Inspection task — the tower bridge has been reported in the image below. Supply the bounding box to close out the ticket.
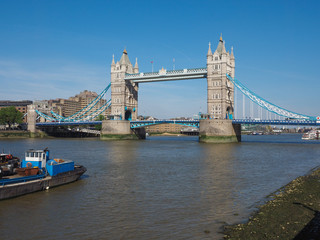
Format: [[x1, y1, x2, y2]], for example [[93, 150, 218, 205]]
[[29, 36, 319, 142]]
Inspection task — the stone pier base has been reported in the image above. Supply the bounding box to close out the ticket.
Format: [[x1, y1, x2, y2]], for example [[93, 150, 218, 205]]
[[100, 120, 146, 140], [199, 119, 241, 143], [27, 105, 37, 134]]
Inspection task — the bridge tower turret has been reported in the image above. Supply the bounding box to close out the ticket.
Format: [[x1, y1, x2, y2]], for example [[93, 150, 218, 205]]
[[110, 49, 139, 120], [206, 36, 235, 119]]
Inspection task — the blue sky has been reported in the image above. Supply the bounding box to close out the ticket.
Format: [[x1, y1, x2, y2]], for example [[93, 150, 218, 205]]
[[0, 0, 319, 119]]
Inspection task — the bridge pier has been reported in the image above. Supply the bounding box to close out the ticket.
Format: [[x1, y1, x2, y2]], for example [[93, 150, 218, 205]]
[[27, 105, 37, 137], [199, 119, 241, 143], [100, 120, 146, 140]]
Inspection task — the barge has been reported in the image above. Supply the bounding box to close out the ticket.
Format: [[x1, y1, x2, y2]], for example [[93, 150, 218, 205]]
[[0, 149, 86, 200]]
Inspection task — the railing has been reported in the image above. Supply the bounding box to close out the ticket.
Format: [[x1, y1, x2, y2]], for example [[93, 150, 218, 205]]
[[130, 119, 200, 128], [35, 118, 320, 129], [125, 67, 207, 80], [232, 119, 320, 126], [36, 121, 102, 127], [0, 173, 47, 186]]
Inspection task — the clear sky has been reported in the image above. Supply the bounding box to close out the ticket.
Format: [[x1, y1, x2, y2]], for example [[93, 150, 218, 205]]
[[0, 0, 319, 119]]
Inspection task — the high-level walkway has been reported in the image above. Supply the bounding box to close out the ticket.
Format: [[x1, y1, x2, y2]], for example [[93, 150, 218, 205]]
[[125, 68, 207, 83]]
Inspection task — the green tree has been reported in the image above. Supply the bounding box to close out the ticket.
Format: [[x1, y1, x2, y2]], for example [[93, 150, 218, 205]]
[[95, 114, 105, 130], [95, 114, 105, 121], [0, 106, 23, 128]]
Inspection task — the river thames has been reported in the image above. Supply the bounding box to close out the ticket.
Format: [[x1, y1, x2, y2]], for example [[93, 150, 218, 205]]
[[0, 134, 319, 239]]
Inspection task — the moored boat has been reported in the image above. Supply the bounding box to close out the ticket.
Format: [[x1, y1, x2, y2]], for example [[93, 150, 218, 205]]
[[302, 129, 320, 140], [0, 149, 86, 200], [0, 152, 20, 177]]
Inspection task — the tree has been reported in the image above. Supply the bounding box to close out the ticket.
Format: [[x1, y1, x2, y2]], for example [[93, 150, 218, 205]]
[[0, 106, 23, 129], [95, 114, 105, 130], [95, 114, 105, 121]]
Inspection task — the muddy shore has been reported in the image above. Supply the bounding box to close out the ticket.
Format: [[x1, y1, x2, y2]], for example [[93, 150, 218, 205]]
[[224, 167, 320, 239]]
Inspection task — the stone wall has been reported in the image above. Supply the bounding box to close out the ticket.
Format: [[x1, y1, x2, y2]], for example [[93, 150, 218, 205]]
[[101, 120, 145, 140], [199, 119, 241, 143]]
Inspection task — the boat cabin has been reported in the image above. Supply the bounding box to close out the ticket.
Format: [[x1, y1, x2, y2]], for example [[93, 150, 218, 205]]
[[21, 149, 50, 168]]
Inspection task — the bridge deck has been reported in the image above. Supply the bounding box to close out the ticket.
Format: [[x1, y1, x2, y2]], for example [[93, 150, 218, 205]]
[[36, 119, 320, 128]]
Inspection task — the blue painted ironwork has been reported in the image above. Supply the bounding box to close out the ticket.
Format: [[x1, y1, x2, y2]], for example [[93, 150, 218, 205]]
[[35, 83, 111, 122], [130, 120, 200, 129], [130, 119, 320, 129], [35, 110, 56, 121], [52, 83, 111, 121], [36, 121, 102, 127], [226, 74, 316, 121], [232, 119, 320, 126], [36, 118, 320, 128], [80, 100, 111, 121], [125, 67, 207, 83]]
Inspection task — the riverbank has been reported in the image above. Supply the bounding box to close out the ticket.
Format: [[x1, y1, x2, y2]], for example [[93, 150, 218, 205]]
[[224, 167, 320, 240], [0, 130, 48, 138], [148, 132, 181, 136]]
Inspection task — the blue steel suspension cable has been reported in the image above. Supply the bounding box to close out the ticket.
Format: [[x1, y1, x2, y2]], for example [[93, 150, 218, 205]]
[[49, 83, 111, 121], [79, 100, 111, 121], [35, 110, 57, 121], [64, 83, 111, 121], [226, 74, 316, 120], [70, 84, 111, 120], [77, 99, 111, 121]]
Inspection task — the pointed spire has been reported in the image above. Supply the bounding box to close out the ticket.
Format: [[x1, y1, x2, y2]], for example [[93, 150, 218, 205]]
[[230, 46, 234, 59], [120, 48, 131, 66], [134, 58, 139, 69], [222, 40, 227, 54], [215, 35, 227, 55], [133, 57, 139, 73], [111, 54, 115, 65], [207, 42, 212, 55]]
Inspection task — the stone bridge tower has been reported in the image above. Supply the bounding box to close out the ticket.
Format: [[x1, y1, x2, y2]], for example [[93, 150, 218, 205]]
[[206, 36, 235, 119], [110, 49, 139, 120]]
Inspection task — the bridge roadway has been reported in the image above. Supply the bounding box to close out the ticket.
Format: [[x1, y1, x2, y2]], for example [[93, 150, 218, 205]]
[[36, 119, 320, 128]]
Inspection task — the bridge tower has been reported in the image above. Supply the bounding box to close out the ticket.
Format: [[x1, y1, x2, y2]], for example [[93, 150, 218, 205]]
[[206, 36, 235, 119], [101, 50, 145, 140], [199, 36, 240, 143], [110, 49, 139, 120]]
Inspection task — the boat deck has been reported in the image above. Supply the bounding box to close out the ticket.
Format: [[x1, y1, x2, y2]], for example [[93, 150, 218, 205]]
[[0, 173, 49, 187]]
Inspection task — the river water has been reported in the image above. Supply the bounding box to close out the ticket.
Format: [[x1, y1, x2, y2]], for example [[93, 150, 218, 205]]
[[0, 134, 320, 240]]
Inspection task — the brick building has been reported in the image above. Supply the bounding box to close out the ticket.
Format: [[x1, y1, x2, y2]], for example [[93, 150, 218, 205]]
[[0, 100, 33, 122]]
